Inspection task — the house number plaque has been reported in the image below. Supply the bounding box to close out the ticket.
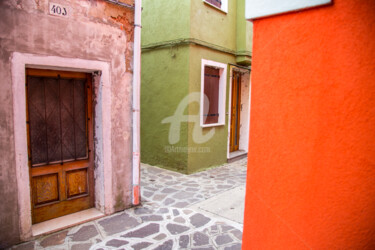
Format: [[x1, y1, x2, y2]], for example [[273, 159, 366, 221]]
[[49, 3, 69, 17]]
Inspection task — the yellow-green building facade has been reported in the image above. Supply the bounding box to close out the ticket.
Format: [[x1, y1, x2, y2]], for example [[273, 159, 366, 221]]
[[141, 0, 252, 173]]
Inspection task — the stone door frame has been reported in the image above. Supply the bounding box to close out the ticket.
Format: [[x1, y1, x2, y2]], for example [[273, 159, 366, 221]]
[[11, 52, 114, 240]]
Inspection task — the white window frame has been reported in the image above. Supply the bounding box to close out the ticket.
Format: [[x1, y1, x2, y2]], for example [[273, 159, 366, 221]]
[[200, 59, 227, 128], [203, 0, 228, 13]]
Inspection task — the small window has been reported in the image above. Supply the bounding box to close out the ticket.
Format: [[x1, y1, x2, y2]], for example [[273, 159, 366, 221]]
[[206, 0, 221, 8], [201, 59, 227, 127], [203, 0, 228, 13]]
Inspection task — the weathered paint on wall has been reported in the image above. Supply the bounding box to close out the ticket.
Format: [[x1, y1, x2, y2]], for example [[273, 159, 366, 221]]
[[0, 0, 134, 247], [243, 0, 375, 249], [0, 38, 19, 247]]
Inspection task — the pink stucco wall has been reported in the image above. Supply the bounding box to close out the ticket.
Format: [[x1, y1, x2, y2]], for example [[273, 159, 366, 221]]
[[0, 0, 135, 247]]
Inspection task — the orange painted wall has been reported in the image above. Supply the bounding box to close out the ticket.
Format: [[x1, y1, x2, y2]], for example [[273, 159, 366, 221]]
[[242, 0, 375, 249]]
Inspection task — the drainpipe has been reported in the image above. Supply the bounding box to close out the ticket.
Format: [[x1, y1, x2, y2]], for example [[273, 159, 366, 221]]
[[132, 0, 141, 206]]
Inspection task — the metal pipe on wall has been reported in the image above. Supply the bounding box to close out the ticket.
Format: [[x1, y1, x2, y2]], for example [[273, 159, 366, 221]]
[[132, 0, 141, 205]]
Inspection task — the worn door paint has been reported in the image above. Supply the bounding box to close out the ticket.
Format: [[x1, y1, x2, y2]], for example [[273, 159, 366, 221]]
[[230, 71, 241, 152], [26, 69, 94, 224]]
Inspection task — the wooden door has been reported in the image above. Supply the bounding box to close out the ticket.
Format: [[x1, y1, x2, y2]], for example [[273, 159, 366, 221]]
[[230, 71, 241, 152], [26, 69, 94, 224]]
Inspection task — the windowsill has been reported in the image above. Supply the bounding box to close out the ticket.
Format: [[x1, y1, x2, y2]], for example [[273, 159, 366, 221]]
[[203, 1, 228, 14], [201, 122, 225, 128], [32, 208, 104, 237]]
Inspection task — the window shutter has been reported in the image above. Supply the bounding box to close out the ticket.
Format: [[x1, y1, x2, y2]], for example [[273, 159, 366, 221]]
[[203, 66, 220, 124], [206, 0, 222, 8]]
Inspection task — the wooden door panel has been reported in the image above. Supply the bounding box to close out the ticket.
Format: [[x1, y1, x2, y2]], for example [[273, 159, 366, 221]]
[[27, 75, 88, 166], [26, 69, 94, 224], [230, 72, 241, 152], [66, 168, 88, 198], [27, 77, 49, 165], [44, 78, 62, 163], [60, 78, 88, 161], [72, 79, 88, 159], [235, 75, 241, 150], [30, 160, 88, 175], [32, 196, 91, 224], [32, 173, 60, 206]]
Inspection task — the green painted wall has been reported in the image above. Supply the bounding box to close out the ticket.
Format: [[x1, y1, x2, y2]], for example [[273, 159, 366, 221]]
[[141, 0, 191, 46], [187, 1, 240, 173], [141, 0, 252, 173], [187, 46, 236, 173], [190, 0, 237, 51], [141, 47, 190, 173], [236, 0, 253, 65], [141, 0, 192, 172]]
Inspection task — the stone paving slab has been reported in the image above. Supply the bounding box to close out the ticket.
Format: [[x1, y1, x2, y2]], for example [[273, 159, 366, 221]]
[[190, 186, 246, 224], [10, 159, 247, 250]]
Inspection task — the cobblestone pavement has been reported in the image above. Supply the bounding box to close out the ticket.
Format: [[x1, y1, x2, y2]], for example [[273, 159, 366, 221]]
[[141, 159, 247, 208], [11, 159, 247, 250]]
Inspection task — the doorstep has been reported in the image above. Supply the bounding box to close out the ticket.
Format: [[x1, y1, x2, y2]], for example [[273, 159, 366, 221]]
[[32, 208, 105, 237], [228, 150, 247, 163]]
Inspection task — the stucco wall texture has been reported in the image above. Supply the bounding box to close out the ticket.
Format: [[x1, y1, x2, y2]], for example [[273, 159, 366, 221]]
[[0, 0, 134, 247], [243, 0, 375, 249], [141, 47, 190, 172], [141, 0, 252, 174]]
